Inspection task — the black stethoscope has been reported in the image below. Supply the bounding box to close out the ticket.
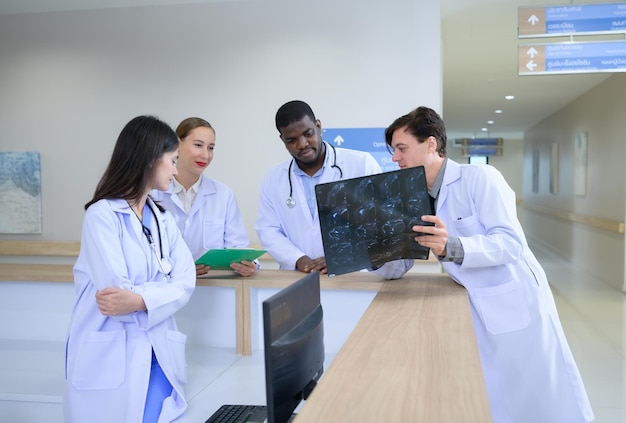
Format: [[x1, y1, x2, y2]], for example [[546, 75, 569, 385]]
[[136, 202, 172, 279], [286, 142, 343, 208]]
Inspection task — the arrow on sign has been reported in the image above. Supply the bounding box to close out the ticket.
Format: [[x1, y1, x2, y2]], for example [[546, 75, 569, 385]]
[[333, 135, 345, 146], [528, 14, 540, 26], [526, 61, 537, 71], [526, 47, 538, 58]]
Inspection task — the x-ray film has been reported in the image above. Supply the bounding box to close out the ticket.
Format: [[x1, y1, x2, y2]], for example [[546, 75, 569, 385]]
[[315, 166, 433, 276]]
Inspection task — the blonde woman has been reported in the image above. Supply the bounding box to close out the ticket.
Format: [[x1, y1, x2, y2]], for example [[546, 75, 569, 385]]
[[152, 117, 256, 276]]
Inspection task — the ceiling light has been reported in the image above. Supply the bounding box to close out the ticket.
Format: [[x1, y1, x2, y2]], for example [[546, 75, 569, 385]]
[[481, 128, 488, 132], [487, 120, 494, 125], [495, 109, 503, 114], [505, 95, 515, 100]]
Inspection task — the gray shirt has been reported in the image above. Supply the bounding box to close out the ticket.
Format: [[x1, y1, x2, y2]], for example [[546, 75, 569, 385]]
[[430, 159, 464, 264]]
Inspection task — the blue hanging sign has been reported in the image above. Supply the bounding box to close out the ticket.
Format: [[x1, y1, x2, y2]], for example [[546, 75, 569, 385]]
[[322, 127, 398, 172], [518, 40, 626, 75], [519, 3, 626, 37]]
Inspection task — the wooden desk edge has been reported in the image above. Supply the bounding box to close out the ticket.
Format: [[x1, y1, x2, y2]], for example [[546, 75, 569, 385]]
[[0, 264, 242, 288], [0, 240, 80, 256], [246, 269, 386, 290]]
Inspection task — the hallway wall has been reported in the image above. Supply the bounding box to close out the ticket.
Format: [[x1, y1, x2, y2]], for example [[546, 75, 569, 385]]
[[522, 74, 626, 291]]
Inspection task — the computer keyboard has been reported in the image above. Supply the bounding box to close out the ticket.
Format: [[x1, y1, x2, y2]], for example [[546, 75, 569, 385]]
[[205, 404, 267, 423]]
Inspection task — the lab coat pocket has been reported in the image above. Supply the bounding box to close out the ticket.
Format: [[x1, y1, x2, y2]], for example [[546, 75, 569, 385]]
[[167, 330, 188, 384], [474, 280, 531, 335], [72, 330, 126, 390], [453, 213, 484, 237], [203, 219, 226, 250]]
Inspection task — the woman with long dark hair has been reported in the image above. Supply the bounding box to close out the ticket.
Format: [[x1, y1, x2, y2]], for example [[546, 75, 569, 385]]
[[64, 115, 196, 423]]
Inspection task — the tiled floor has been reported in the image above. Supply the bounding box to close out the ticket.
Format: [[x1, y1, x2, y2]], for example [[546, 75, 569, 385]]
[[531, 241, 626, 423]]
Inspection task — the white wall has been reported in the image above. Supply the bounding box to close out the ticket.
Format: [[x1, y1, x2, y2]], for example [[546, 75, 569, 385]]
[[0, 0, 442, 244], [522, 74, 626, 291]]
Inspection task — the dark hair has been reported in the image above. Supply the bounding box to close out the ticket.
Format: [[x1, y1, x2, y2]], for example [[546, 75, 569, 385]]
[[275, 100, 316, 131], [384, 106, 447, 157], [176, 117, 214, 139], [85, 115, 179, 210]]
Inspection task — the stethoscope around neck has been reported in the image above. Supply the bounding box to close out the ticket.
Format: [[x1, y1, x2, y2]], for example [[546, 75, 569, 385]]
[[135, 202, 172, 278], [286, 142, 343, 208]]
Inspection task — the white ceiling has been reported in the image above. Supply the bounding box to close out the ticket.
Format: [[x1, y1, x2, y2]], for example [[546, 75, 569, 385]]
[[0, 0, 617, 140], [442, 0, 614, 140]]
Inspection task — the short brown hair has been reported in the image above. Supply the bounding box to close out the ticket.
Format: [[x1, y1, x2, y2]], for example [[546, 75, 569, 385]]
[[385, 106, 447, 157]]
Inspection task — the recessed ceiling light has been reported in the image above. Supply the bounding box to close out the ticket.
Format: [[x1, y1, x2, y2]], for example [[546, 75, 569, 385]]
[[495, 109, 503, 114], [487, 120, 494, 125], [481, 127, 488, 132], [505, 95, 515, 100]]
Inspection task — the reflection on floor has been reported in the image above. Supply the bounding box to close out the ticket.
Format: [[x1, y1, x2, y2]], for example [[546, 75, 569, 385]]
[[531, 242, 626, 423]]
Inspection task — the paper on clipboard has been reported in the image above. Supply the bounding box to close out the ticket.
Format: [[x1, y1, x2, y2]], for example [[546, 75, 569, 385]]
[[195, 248, 266, 269]]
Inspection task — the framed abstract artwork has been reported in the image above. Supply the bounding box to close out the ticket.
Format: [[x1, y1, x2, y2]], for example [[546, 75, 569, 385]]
[[0, 152, 42, 233]]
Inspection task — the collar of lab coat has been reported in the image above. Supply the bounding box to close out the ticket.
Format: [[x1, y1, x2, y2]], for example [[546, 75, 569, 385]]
[[108, 197, 166, 226], [185, 175, 218, 216], [438, 158, 461, 212], [163, 174, 218, 196], [197, 174, 217, 196], [287, 141, 346, 175], [155, 174, 218, 215]]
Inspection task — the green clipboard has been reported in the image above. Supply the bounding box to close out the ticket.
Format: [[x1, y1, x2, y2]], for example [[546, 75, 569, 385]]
[[195, 248, 266, 269]]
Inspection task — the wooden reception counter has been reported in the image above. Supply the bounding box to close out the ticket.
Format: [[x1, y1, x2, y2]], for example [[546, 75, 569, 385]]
[[294, 274, 491, 423]]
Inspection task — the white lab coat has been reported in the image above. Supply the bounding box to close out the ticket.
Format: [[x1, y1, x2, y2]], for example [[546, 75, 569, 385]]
[[151, 175, 250, 260], [255, 143, 412, 279], [64, 198, 196, 423], [437, 160, 593, 423]]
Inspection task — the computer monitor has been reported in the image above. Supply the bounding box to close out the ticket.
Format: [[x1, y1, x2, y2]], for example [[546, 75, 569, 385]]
[[262, 271, 325, 423], [204, 272, 324, 423]]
